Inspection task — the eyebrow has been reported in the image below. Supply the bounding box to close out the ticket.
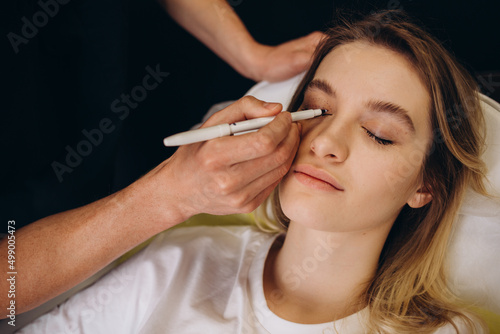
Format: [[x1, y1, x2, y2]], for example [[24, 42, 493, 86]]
[[306, 79, 415, 133], [366, 100, 415, 133], [306, 79, 336, 96]]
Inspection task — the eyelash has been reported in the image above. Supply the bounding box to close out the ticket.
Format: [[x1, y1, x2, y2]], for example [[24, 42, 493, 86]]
[[301, 104, 393, 146], [299, 105, 333, 116], [363, 128, 393, 146], [299, 105, 318, 111]]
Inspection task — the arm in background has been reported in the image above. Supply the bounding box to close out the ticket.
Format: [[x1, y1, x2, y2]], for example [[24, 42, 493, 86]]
[[162, 0, 325, 82]]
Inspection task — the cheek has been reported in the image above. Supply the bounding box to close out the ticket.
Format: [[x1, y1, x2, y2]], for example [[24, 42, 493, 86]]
[[357, 149, 423, 205]]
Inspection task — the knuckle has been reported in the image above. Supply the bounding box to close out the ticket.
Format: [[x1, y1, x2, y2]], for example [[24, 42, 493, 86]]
[[199, 144, 224, 171], [216, 181, 230, 196], [253, 133, 275, 154], [200, 155, 218, 171], [241, 201, 260, 214], [276, 163, 291, 179], [274, 146, 291, 165], [239, 95, 258, 107], [202, 182, 219, 200], [310, 31, 324, 38], [228, 162, 242, 175], [229, 193, 249, 209], [309, 31, 325, 43], [215, 174, 235, 196], [240, 95, 258, 103]]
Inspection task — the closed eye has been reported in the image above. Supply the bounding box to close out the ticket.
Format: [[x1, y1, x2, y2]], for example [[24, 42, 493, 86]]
[[363, 127, 393, 146]]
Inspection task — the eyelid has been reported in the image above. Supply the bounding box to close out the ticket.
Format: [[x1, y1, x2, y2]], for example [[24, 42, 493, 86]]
[[299, 103, 318, 111], [363, 127, 394, 146]]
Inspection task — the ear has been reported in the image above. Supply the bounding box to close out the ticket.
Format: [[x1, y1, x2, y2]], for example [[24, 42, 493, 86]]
[[407, 184, 433, 209]]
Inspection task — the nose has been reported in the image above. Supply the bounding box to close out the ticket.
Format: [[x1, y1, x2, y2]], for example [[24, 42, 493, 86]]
[[309, 121, 349, 163]]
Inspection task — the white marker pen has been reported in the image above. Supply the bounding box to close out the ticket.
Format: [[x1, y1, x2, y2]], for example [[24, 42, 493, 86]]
[[163, 109, 328, 146]]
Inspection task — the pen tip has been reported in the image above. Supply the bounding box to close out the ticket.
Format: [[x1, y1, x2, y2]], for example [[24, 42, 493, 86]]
[[321, 109, 329, 114]]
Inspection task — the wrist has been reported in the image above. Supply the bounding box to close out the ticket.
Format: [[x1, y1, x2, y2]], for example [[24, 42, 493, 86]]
[[115, 170, 190, 234], [233, 40, 271, 82]]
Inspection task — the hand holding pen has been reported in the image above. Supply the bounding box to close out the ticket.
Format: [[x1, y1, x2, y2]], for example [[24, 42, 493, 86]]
[[154, 96, 301, 217], [163, 108, 328, 146]]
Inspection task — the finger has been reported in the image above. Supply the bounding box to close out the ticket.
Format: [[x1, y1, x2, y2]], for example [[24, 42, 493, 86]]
[[237, 121, 300, 185], [288, 31, 326, 52], [290, 31, 327, 67], [176, 113, 294, 200], [220, 121, 300, 198], [304, 31, 327, 48], [288, 32, 327, 72], [195, 122, 299, 215], [207, 111, 294, 166], [236, 179, 281, 214], [229, 127, 299, 212], [201, 96, 282, 128]]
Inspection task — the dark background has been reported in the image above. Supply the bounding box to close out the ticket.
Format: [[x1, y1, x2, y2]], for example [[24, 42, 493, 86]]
[[1, 0, 499, 229]]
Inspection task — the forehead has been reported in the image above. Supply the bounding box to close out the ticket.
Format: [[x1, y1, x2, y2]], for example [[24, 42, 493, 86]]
[[311, 41, 431, 136]]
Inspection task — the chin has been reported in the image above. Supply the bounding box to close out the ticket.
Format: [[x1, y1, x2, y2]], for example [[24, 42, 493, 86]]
[[280, 198, 332, 231], [279, 182, 325, 225]]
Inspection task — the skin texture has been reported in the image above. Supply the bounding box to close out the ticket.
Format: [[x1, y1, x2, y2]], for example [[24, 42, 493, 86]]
[[264, 42, 434, 324]]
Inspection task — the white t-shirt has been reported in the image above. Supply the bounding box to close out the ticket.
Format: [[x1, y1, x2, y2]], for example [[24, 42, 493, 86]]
[[18, 225, 484, 334]]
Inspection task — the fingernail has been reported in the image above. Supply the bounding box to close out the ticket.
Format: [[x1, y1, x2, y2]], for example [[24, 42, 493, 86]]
[[263, 102, 282, 111]]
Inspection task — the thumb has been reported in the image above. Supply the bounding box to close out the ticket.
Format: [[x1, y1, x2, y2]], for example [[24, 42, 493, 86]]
[[201, 96, 283, 127]]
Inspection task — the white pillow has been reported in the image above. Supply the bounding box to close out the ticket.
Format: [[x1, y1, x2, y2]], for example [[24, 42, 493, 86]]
[[447, 95, 500, 314], [245, 74, 500, 314]]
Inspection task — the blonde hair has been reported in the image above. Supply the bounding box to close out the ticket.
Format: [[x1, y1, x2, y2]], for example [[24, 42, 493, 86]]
[[254, 10, 488, 333]]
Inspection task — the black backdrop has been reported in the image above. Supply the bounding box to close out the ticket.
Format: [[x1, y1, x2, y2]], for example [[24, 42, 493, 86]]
[[1, 0, 498, 228]]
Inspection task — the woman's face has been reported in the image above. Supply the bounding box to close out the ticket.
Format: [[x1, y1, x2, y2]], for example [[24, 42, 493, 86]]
[[279, 41, 433, 232]]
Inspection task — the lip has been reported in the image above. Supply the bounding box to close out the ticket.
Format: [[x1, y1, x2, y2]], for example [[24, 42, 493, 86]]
[[293, 164, 344, 191]]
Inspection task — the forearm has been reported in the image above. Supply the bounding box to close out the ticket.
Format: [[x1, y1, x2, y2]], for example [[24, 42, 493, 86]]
[[0, 96, 299, 316], [0, 175, 185, 315], [163, 0, 263, 80]]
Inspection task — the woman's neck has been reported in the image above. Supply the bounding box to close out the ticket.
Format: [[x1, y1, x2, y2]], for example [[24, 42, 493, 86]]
[[263, 220, 392, 324]]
